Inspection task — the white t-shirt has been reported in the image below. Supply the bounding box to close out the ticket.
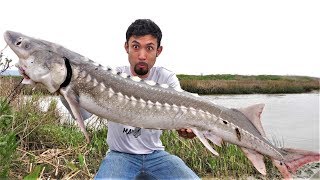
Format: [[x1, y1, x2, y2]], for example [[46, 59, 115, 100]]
[[107, 66, 181, 154]]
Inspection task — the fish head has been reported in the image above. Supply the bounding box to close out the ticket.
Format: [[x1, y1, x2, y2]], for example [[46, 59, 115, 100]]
[[3, 31, 53, 60], [4, 31, 68, 92], [17, 50, 67, 93], [4, 30, 82, 63]]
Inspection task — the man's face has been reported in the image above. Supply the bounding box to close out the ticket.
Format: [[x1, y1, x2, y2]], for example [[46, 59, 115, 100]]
[[125, 35, 162, 78]]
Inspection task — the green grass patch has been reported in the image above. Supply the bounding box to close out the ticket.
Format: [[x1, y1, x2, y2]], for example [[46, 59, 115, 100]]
[[0, 99, 18, 178]]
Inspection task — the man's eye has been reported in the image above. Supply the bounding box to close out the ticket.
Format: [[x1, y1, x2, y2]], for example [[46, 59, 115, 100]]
[[133, 45, 139, 49], [147, 47, 154, 51]]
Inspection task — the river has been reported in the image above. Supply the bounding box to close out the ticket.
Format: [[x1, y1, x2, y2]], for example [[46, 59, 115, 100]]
[[204, 93, 319, 152]]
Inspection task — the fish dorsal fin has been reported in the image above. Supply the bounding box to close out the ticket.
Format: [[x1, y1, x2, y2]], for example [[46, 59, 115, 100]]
[[240, 147, 266, 175], [238, 104, 266, 137], [191, 128, 219, 156]]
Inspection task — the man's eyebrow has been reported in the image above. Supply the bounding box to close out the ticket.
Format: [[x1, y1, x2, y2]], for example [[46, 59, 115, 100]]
[[146, 42, 156, 46], [131, 40, 140, 44], [131, 40, 155, 46]]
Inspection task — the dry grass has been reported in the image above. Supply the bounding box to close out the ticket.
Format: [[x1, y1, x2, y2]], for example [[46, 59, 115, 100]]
[[0, 93, 108, 179], [14, 146, 92, 179], [180, 78, 320, 94]]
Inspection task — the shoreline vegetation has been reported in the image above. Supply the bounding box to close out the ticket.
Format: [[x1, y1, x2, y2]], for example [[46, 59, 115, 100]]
[[178, 74, 320, 94], [1, 74, 319, 179]]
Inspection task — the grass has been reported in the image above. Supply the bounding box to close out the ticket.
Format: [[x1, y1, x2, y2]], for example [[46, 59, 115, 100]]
[[0, 95, 108, 179], [178, 74, 319, 94]]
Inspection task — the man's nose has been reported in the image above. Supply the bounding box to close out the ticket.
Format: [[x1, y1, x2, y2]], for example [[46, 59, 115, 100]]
[[138, 49, 147, 60]]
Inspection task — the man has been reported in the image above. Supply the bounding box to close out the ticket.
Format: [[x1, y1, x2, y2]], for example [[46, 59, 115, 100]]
[[95, 19, 199, 179]]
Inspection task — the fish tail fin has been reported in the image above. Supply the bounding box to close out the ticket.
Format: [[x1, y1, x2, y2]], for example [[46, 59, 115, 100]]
[[238, 104, 319, 179], [272, 148, 320, 179]]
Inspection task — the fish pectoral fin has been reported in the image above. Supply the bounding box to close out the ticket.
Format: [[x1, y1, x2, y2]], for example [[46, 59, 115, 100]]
[[21, 78, 35, 85], [238, 104, 267, 137], [240, 147, 266, 175], [191, 128, 219, 156], [203, 131, 223, 147], [60, 89, 90, 143]]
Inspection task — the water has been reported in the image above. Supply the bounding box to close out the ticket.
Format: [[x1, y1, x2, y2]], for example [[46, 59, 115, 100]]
[[204, 93, 320, 152]]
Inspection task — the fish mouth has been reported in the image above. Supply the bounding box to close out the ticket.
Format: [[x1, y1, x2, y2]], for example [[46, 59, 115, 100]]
[[16, 65, 30, 80]]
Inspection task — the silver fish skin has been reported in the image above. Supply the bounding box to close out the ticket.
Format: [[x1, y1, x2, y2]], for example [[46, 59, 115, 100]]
[[4, 30, 319, 178]]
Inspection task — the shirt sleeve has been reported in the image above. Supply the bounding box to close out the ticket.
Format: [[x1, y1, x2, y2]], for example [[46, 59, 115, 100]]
[[156, 67, 181, 89], [167, 72, 181, 89]]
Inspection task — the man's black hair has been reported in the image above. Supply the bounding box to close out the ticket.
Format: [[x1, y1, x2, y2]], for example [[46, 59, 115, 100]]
[[126, 19, 162, 47]]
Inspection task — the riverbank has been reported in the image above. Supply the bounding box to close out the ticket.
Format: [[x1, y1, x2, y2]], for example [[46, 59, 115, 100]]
[[178, 74, 320, 94]]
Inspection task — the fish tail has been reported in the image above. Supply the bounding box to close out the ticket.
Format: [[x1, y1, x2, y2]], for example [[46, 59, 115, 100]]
[[272, 148, 320, 179]]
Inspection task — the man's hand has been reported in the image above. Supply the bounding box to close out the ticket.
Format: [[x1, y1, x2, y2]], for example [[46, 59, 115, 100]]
[[177, 128, 196, 139]]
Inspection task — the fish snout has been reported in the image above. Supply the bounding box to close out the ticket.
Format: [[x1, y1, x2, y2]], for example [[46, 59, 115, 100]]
[[3, 31, 14, 45]]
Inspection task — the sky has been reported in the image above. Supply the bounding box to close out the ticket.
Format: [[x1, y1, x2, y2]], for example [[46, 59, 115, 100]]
[[1, 0, 319, 77]]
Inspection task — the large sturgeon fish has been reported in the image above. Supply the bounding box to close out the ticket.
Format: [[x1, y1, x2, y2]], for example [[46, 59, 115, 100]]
[[3, 31, 319, 179]]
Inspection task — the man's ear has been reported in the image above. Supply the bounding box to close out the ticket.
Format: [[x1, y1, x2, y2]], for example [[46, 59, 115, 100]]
[[124, 42, 129, 54], [156, 46, 163, 57]]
